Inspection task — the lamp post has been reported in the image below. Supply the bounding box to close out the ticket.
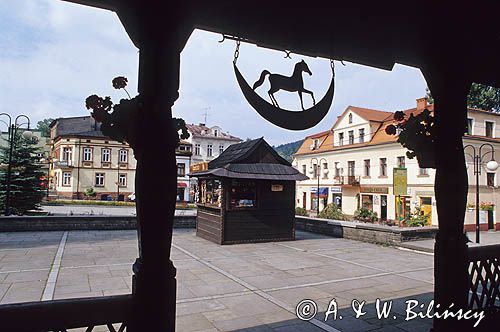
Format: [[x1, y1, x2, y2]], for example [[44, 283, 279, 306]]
[[309, 157, 329, 216], [0, 113, 32, 216], [464, 143, 498, 243]]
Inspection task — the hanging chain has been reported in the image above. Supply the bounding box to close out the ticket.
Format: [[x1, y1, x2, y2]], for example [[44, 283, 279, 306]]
[[330, 59, 335, 75], [233, 40, 241, 65]]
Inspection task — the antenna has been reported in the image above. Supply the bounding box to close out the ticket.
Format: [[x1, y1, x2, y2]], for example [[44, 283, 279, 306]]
[[201, 107, 210, 125]]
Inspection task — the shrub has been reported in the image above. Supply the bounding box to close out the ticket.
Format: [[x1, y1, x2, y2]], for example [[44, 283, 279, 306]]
[[319, 204, 346, 220], [405, 206, 429, 227], [354, 207, 378, 222], [84, 187, 97, 198], [295, 207, 308, 216]]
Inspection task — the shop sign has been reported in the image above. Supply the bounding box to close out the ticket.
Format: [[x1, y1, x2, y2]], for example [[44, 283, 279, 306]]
[[190, 162, 208, 173], [360, 186, 389, 194], [271, 184, 284, 192], [393, 168, 407, 196], [311, 187, 329, 198], [330, 187, 342, 193]]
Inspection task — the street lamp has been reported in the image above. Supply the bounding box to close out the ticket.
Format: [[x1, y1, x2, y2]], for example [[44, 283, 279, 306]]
[[0, 113, 32, 215], [309, 157, 329, 216], [464, 143, 498, 243]]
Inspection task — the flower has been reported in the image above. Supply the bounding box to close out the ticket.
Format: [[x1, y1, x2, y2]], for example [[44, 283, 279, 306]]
[[385, 124, 397, 135], [394, 111, 405, 121], [85, 95, 103, 110], [112, 76, 128, 89]]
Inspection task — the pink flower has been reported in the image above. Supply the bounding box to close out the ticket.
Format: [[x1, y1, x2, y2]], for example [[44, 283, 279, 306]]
[[112, 76, 128, 89], [85, 95, 103, 110]]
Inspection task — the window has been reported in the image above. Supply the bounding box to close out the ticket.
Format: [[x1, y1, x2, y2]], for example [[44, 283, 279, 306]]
[[322, 162, 328, 179], [419, 167, 429, 176], [119, 149, 128, 163], [119, 174, 127, 187], [177, 163, 186, 177], [312, 164, 318, 179], [214, 129, 219, 137], [348, 113, 353, 124], [83, 147, 92, 162], [207, 144, 213, 157], [62, 172, 71, 186], [334, 162, 340, 177], [338, 132, 344, 146], [397, 156, 405, 168], [364, 159, 370, 177], [348, 131, 354, 145], [102, 148, 110, 162], [313, 139, 319, 149], [347, 161, 355, 176], [467, 118, 473, 135], [302, 165, 307, 175], [487, 172, 495, 187], [198, 179, 222, 207], [219, 145, 224, 154], [359, 128, 365, 143], [486, 121, 494, 138], [62, 147, 72, 162], [95, 173, 105, 187], [194, 144, 201, 155], [380, 158, 387, 176], [229, 179, 256, 209]]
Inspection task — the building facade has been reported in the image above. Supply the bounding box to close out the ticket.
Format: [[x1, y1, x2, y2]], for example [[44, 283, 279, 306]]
[[176, 140, 192, 202], [49, 116, 136, 201], [293, 98, 500, 231]]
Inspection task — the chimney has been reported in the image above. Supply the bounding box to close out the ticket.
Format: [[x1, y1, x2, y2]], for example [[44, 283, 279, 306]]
[[416, 97, 428, 110]]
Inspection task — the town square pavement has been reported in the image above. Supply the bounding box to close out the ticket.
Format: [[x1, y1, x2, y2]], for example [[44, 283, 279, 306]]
[[0, 229, 436, 331]]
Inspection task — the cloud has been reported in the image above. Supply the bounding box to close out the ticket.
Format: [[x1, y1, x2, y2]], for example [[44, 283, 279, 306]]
[[1, 1, 427, 145]]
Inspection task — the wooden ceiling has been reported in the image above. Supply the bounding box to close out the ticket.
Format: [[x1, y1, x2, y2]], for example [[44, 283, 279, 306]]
[[63, 0, 500, 88]]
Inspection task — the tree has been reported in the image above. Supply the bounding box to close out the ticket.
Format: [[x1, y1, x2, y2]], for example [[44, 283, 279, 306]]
[[0, 132, 46, 214], [36, 118, 54, 137], [426, 83, 500, 112]]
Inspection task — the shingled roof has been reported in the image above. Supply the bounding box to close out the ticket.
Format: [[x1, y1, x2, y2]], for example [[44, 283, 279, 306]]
[[50, 116, 106, 139]]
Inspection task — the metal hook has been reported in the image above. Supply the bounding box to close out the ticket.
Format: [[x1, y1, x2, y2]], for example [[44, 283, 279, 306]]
[[218, 34, 226, 43], [340, 60, 346, 66], [284, 50, 292, 59]]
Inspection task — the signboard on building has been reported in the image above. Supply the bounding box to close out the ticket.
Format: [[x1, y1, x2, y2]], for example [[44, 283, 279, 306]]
[[190, 162, 208, 173], [393, 168, 407, 196], [310, 187, 329, 198], [360, 186, 389, 194], [330, 186, 342, 193], [271, 184, 284, 192]]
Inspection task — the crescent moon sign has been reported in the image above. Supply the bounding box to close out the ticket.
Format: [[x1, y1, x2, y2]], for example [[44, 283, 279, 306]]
[[233, 63, 335, 131]]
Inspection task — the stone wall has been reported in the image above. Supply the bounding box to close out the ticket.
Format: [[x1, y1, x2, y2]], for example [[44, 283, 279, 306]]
[[0, 215, 196, 232], [295, 216, 437, 245]]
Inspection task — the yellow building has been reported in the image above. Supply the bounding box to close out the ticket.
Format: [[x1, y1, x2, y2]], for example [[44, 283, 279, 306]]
[[293, 97, 500, 231], [49, 116, 136, 201]]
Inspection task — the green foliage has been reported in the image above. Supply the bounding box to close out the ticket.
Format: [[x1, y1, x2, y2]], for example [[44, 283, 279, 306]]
[[319, 203, 346, 220], [295, 207, 308, 216], [273, 139, 304, 162], [354, 207, 378, 222], [0, 132, 45, 215], [405, 206, 429, 227], [84, 187, 97, 198], [36, 118, 54, 137], [427, 83, 500, 112]]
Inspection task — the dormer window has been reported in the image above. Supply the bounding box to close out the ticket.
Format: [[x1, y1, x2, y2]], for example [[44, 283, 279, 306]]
[[348, 113, 353, 124], [313, 139, 319, 149], [214, 129, 219, 137]]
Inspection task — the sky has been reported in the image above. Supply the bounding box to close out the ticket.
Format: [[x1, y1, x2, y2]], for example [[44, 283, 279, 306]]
[[1, 0, 428, 146]]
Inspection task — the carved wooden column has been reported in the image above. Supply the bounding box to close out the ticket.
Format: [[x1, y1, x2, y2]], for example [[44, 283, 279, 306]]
[[426, 70, 470, 331]]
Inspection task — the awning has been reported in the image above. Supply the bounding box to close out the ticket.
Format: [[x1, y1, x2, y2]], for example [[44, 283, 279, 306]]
[[177, 182, 187, 188], [189, 163, 309, 181]]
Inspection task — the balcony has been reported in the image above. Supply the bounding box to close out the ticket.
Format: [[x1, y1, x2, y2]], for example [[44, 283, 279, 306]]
[[333, 175, 360, 186]]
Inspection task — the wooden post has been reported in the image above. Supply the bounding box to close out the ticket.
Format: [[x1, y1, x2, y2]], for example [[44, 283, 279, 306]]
[[120, 8, 190, 329], [427, 72, 470, 331]]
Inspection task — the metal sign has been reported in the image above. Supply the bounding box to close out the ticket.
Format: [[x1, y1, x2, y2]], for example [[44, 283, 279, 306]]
[[393, 168, 407, 196], [360, 186, 389, 194]]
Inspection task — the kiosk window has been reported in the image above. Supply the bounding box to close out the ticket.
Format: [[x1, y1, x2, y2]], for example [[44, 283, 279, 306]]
[[198, 179, 222, 207], [229, 180, 256, 208]]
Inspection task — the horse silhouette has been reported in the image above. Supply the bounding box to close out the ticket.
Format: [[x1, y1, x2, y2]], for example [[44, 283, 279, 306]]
[[252, 60, 316, 110]]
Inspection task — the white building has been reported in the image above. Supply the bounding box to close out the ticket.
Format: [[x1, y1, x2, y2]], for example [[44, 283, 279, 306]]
[[185, 123, 242, 165], [293, 97, 500, 231], [176, 140, 192, 202]]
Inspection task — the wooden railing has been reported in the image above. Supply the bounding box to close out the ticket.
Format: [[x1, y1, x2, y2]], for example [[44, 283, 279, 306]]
[[467, 244, 500, 313], [0, 294, 132, 332]]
